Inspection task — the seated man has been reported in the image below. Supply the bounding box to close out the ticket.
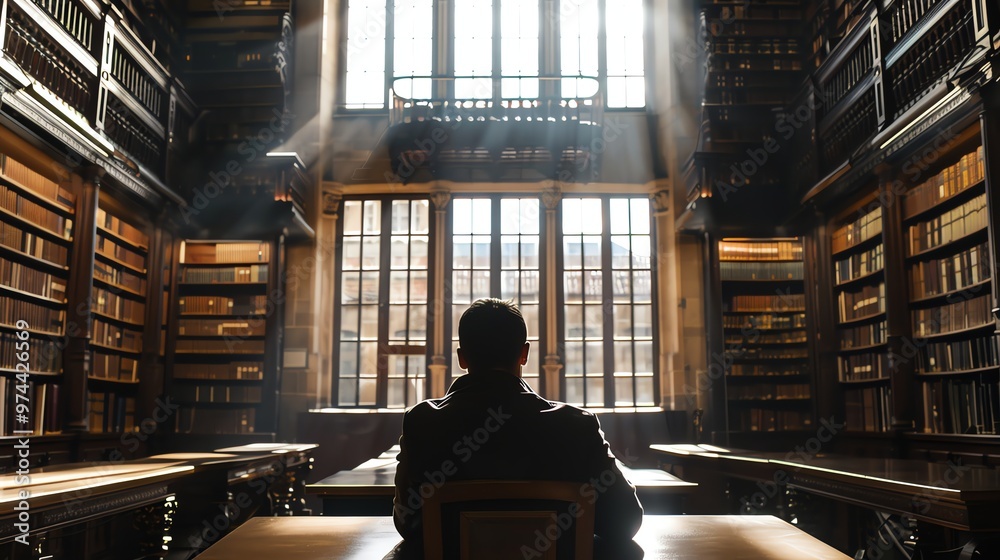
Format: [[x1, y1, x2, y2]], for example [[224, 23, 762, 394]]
[[393, 298, 643, 552]]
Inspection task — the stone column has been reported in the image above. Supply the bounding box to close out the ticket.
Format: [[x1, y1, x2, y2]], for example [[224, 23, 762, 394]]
[[316, 190, 340, 407], [651, 184, 680, 409], [541, 185, 562, 400], [428, 188, 451, 397]]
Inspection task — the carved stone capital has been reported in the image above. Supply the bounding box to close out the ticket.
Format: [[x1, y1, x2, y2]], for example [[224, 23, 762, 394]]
[[430, 189, 451, 211], [322, 192, 341, 216], [541, 187, 561, 211], [651, 189, 670, 214]]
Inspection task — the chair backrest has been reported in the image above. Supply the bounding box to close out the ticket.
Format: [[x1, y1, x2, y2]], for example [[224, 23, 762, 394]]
[[422, 480, 594, 560]]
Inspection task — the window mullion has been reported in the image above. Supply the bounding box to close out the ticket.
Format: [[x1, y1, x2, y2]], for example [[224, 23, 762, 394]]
[[597, 0, 608, 99], [601, 198, 615, 407], [384, 0, 394, 109], [376, 201, 393, 408], [491, 196, 502, 296]]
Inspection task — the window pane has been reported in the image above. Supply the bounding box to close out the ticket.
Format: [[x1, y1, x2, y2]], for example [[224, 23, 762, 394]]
[[455, 0, 493, 98], [501, 0, 539, 98], [605, 0, 645, 108], [560, 0, 599, 78], [345, 0, 387, 109], [337, 198, 427, 407], [560, 197, 655, 407]]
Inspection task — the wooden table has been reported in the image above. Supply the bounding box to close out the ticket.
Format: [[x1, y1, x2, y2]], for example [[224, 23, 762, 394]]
[[650, 444, 1000, 559], [307, 447, 696, 515], [195, 514, 850, 559]]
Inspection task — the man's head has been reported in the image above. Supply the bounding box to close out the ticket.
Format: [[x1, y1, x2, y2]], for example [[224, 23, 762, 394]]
[[457, 298, 530, 375]]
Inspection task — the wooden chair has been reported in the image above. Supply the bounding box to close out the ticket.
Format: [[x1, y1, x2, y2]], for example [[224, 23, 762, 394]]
[[421, 480, 595, 560]]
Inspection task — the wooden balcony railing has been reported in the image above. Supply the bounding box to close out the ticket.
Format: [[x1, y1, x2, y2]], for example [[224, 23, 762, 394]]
[[390, 76, 603, 128]]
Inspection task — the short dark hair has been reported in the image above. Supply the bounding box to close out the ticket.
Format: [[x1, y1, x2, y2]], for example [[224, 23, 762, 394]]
[[458, 298, 527, 370]]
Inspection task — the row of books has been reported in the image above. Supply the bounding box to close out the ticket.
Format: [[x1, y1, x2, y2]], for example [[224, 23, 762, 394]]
[[903, 147, 986, 219], [837, 282, 885, 323], [911, 336, 999, 375], [844, 386, 891, 432], [1, 221, 70, 264], [922, 377, 999, 434], [90, 351, 139, 382], [835, 243, 883, 285], [94, 260, 146, 294], [92, 319, 142, 353], [0, 332, 61, 373], [719, 240, 803, 262], [726, 294, 804, 312], [178, 319, 266, 337], [724, 331, 807, 344], [183, 241, 271, 264], [96, 234, 146, 269], [173, 362, 264, 380], [832, 207, 882, 254], [0, 297, 64, 334], [0, 378, 60, 435], [710, 3, 802, 20], [720, 261, 803, 281], [838, 352, 887, 382], [179, 295, 268, 315], [730, 348, 808, 360], [176, 406, 256, 434], [889, 0, 943, 43], [182, 265, 269, 284], [175, 384, 263, 404], [712, 38, 800, 56], [0, 153, 73, 208], [96, 208, 148, 249], [1, 255, 67, 301], [839, 320, 887, 350], [728, 384, 810, 400], [88, 391, 136, 433], [909, 241, 990, 300], [91, 286, 146, 323], [711, 58, 803, 72], [732, 409, 813, 432], [728, 364, 805, 377], [1, 183, 73, 236], [723, 313, 807, 330], [175, 339, 266, 354], [907, 193, 987, 256], [912, 293, 991, 337]]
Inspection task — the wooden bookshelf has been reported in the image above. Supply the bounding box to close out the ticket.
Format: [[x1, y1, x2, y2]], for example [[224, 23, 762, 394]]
[[168, 240, 282, 435], [0, 151, 72, 436], [830, 202, 893, 432], [86, 202, 152, 433], [718, 238, 814, 433], [898, 131, 999, 435]]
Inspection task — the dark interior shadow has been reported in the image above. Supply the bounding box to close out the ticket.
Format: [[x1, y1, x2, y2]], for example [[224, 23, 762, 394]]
[[381, 537, 645, 559]]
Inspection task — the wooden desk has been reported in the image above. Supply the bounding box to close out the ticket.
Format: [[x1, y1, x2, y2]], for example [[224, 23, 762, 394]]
[[651, 444, 1000, 532], [0, 459, 193, 557], [307, 447, 695, 515], [195, 515, 850, 559], [651, 444, 1000, 558]]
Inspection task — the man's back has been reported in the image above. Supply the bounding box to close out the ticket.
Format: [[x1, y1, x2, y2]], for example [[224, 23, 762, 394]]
[[393, 371, 643, 545]]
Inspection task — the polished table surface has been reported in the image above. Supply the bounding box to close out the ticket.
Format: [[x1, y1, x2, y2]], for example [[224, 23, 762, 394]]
[[650, 444, 1000, 532], [308, 446, 696, 498], [195, 514, 850, 559]]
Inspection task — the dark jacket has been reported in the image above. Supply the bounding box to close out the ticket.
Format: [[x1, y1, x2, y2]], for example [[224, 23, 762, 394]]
[[392, 371, 643, 546]]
